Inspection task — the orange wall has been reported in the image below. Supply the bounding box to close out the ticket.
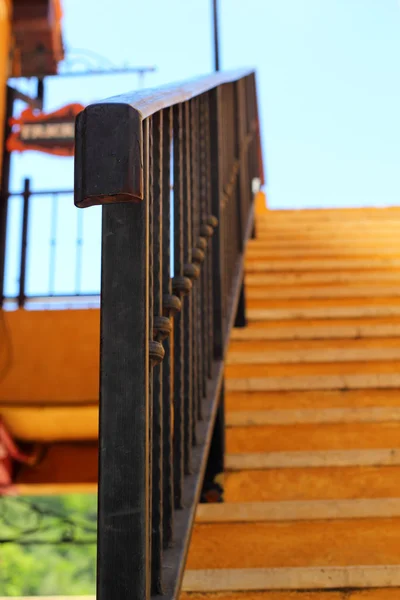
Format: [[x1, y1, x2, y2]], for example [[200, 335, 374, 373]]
[[0, 308, 100, 403]]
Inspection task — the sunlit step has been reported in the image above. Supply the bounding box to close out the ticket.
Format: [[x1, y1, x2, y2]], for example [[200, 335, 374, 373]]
[[227, 338, 400, 364], [247, 248, 400, 259], [226, 419, 400, 454], [247, 305, 400, 321], [245, 271, 400, 285], [258, 207, 400, 220], [246, 285, 400, 299], [226, 407, 400, 426], [226, 449, 400, 470], [183, 566, 400, 593], [225, 373, 400, 392], [225, 389, 400, 411], [196, 498, 400, 523], [256, 220, 400, 230], [224, 464, 400, 502], [246, 258, 400, 272], [186, 518, 400, 569], [231, 318, 400, 340]]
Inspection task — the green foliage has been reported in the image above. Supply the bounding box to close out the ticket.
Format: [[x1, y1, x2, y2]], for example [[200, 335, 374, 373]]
[[0, 494, 97, 596]]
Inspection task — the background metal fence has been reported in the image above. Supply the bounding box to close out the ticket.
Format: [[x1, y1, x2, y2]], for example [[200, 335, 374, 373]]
[[2, 184, 101, 307]]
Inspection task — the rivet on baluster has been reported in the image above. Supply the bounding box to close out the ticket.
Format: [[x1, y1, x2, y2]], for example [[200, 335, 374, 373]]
[[184, 263, 200, 281], [153, 315, 172, 341], [197, 236, 207, 251], [192, 247, 205, 264], [149, 340, 165, 366], [206, 215, 218, 229], [172, 275, 192, 296], [163, 293, 182, 316], [200, 224, 213, 238]]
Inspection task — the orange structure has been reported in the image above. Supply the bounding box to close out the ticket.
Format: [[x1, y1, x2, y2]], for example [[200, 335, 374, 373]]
[[0, 0, 68, 491]]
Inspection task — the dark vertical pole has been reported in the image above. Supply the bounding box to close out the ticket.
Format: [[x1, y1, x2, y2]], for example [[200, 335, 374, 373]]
[[18, 178, 30, 308], [234, 281, 247, 328], [212, 0, 220, 72], [37, 78, 45, 111], [201, 382, 225, 503], [96, 142, 150, 600], [0, 87, 14, 305]]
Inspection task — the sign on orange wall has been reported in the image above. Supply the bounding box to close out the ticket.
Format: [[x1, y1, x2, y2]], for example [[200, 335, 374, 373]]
[[7, 103, 84, 156]]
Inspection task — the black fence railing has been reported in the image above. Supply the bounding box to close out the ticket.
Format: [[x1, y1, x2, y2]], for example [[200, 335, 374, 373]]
[[74, 68, 264, 600], [1, 184, 102, 307]]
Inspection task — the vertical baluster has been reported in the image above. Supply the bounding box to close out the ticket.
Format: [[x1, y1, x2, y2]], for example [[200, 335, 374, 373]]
[[161, 107, 175, 547], [190, 98, 201, 433], [201, 85, 226, 504], [209, 87, 224, 359], [238, 79, 250, 243], [199, 95, 209, 398], [204, 95, 214, 378], [249, 74, 258, 185], [245, 76, 252, 215], [182, 101, 193, 472], [151, 112, 164, 595], [253, 73, 264, 189], [97, 117, 150, 600], [190, 98, 198, 438], [172, 103, 187, 508]]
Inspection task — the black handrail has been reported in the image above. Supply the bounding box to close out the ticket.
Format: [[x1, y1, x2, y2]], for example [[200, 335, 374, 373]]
[[74, 68, 264, 600]]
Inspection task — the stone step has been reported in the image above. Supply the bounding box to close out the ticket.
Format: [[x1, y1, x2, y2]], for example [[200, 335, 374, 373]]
[[224, 465, 400, 502], [225, 389, 400, 411], [247, 305, 400, 322], [227, 338, 400, 364], [226, 449, 400, 471], [231, 318, 400, 340], [226, 407, 400, 426], [185, 519, 400, 570], [196, 498, 400, 523], [245, 258, 400, 272], [245, 271, 400, 285], [226, 421, 400, 454], [183, 566, 400, 594], [246, 285, 400, 299], [182, 590, 399, 600]]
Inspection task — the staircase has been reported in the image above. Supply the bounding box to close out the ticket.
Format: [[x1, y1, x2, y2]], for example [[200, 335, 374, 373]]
[[182, 205, 400, 599]]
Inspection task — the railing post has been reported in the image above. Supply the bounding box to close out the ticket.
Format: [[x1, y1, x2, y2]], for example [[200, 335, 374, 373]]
[[97, 197, 150, 600], [18, 178, 30, 309], [75, 104, 151, 600]]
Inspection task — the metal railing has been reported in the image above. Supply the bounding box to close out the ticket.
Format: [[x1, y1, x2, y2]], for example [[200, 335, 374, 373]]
[[74, 68, 263, 600], [1, 184, 102, 308]]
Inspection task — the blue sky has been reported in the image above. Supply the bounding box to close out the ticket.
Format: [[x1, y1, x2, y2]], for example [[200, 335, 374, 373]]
[[5, 0, 400, 298]]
